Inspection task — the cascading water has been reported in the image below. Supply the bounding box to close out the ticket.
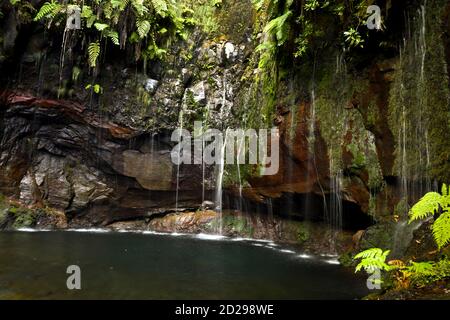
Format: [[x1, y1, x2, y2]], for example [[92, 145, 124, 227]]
[[389, 0, 441, 256], [214, 129, 228, 235], [175, 107, 185, 213], [236, 136, 244, 212], [307, 86, 328, 224], [328, 155, 343, 251], [394, 1, 434, 208]]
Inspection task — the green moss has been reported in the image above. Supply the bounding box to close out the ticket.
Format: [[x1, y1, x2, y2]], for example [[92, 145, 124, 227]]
[[11, 208, 36, 229], [208, 215, 253, 236], [338, 251, 355, 267], [296, 224, 310, 244], [388, 0, 450, 182]]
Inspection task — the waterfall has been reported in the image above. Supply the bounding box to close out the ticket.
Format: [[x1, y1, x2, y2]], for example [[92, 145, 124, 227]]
[[215, 129, 228, 235], [328, 156, 343, 231], [175, 107, 185, 213], [236, 136, 244, 212], [307, 87, 328, 223], [389, 0, 444, 255], [394, 0, 435, 207]]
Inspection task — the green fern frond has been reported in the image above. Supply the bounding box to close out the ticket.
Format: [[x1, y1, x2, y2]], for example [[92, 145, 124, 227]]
[[34, 1, 62, 22], [88, 41, 100, 68], [104, 30, 120, 46], [81, 5, 96, 28], [263, 10, 293, 46], [94, 23, 109, 31], [136, 19, 151, 38], [354, 248, 388, 260], [406, 261, 436, 276], [103, 2, 113, 19], [111, 0, 130, 10], [442, 184, 449, 197], [432, 211, 450, 250], [131, 0, 149, 16], [354, 248, 391, 273], [408, 192, 442, 223], [151, 0, 168, 17]]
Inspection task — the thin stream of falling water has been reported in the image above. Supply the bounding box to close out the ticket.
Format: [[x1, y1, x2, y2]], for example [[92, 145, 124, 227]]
[[286, 75, 297, 219], [328, 154, 343, 242], [215, 129, 229, 234], [202, 101, 213, 210], [308, 88, 328, 221], [202, 134, 206, 210], [392, 2, 432, 253], [175, 109, 185, 213], [236, 136, 244, 212]]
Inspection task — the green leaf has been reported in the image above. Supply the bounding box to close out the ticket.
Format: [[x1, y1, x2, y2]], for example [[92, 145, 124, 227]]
[[94, 23, 109, 31], [34, 1, 62, 22], [433, 211, 450, 250], [409, 192, 442, 222], [263, 10, 292, 46], [87, 41, 100, 68], [151, 0, 168, 17], [105, 30, 120, 46], [354, 248, 391, 274], [81, 5, 96, 28], [136, 19, 151, 38]]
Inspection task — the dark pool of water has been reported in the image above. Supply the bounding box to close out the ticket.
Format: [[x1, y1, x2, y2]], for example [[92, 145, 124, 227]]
[[0, 231, 369, 299]]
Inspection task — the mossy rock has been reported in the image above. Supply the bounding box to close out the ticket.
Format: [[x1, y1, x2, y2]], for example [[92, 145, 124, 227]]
[[338, 251, 356, 268], [296, 224, 310, 244], [208, 215, 253, 236], [11, 208, 36, 229], [0, 208, 9, 228], [359, 222, 396, 252]]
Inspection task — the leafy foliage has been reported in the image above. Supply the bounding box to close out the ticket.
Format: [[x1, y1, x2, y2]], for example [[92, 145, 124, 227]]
[[394, 260, 450, 288], [409, 184, 450, 249], [85, 83, 103, 94], [433, 211, 450, 250], [354, 248, 391, 273], [34, 1, 62, 22], [87, 41, 100, 68], [344, 28, 364, 48], [355, 185, 450, 290], [253, 0, 376, 69], [33, 0, 195, 68], [254, 0, 293, 70]]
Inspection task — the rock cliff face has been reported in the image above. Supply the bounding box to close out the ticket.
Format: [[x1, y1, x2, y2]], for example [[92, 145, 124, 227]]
[[0, 0, 449, 255]]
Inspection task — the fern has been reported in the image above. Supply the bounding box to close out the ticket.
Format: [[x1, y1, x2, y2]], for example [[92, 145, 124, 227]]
[[409, 184, 450, 250], [136, 19, 151, 38], [406, 261, 436, 276], [263, 10, 292, 46], [104, 30, 120, 46], [88, 41, 100, 68], [33, 0, 186, 65], [433, 211, 450, 249], [94, 22, 109, 31], [131, 0, 149, 16], [354, 248, 391, 273], [111, 0, 130, 10], [151, 0, 168, 18], [33, 1, 61, 22], [402, 260, 450, 287], [409, 192, 443, 222], [81, 5, 96, 28]]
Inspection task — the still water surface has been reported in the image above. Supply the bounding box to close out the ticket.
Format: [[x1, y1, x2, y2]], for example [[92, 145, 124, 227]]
[[0, 231, 368, 299]]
